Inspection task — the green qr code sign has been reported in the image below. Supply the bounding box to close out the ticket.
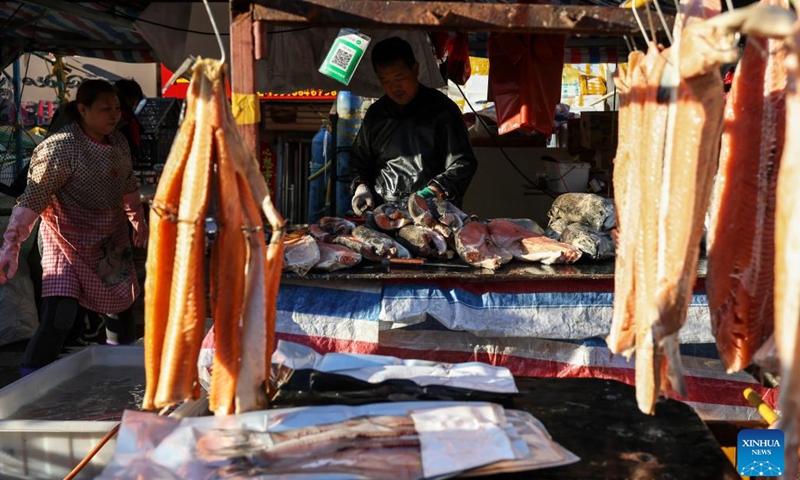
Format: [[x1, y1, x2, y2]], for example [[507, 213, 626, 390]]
[[319, 29, 370, 86]]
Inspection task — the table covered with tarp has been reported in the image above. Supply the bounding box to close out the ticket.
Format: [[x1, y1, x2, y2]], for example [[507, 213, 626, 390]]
[[200, 260, 777, 422]]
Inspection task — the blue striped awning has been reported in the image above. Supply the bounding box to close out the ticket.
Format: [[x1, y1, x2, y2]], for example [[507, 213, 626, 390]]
[[0, 2, 155, 69]]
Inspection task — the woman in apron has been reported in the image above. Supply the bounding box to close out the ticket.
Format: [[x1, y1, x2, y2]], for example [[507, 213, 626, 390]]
[[0, 79, 148, 374]]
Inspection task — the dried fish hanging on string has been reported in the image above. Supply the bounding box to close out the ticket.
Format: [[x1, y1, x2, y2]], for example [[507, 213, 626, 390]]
[[706, 0, 790, 375], [608, 0, 740, 415], [142, 58, 285, 415]]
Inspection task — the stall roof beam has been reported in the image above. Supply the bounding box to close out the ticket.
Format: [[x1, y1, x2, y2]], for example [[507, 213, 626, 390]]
[[251, 0, 669, 36], [18, 0, 136, 31]]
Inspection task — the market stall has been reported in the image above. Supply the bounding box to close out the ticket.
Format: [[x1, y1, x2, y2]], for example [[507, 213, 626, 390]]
[[0, 0, 791, 478]]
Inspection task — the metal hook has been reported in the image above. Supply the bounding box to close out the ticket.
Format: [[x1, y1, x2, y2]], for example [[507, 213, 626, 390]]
[[653, 1, 674, 45], [202, 0, 226, 64], [632, 2, 653, 45], [724, 0, 735, 15]]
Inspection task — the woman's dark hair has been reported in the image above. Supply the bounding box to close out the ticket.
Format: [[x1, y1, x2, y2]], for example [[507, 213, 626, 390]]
[[63, 79, 118, 122], [114, 78, 144, 108], [371, 36, 417, 71]]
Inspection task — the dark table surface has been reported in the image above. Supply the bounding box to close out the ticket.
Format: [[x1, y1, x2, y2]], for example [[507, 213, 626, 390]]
[[283, 258, 708, 283], [469, 377, 737, 480]]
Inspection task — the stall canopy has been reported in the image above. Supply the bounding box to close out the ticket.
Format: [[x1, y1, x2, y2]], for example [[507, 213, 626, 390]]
[[0, 1, 156, 69]]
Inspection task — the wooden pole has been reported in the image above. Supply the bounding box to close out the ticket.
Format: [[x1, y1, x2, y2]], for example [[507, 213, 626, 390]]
[[230, 0, 260, 159]]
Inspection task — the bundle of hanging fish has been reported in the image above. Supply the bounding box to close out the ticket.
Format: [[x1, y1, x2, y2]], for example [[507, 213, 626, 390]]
[[545, 193, 617, 261], [606, 0, 747, 415], [283, 192, 583, 274], [142, 58, 285, 416]]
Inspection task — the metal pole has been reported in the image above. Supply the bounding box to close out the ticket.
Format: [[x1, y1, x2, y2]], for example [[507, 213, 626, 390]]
[[12, 58, 24, 175]]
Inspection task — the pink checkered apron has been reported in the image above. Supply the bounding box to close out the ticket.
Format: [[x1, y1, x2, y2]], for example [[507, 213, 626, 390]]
[[39, 198, 139, 313]]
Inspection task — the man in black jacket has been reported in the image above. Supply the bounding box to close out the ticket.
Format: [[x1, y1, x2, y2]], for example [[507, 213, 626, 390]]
[[350, 37, 477, 214]]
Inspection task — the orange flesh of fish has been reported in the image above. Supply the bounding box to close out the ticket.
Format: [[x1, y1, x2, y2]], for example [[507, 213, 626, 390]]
[[143, 58, 285, 414], [208, 129, 247, 416], [707, 0, 787, 374], [235, 173, 269, 413], [775, 22, 800, 480], [142, 116, 195, 411], [634, 45, 669, 414], [608, 51, 645, 357], [154, 67, 216, 408]]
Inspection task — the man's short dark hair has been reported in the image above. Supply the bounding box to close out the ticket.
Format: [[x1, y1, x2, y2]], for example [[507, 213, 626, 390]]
[[371, 37, 416, 71]]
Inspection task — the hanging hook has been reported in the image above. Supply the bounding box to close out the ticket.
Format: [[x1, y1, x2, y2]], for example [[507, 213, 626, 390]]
[[202, 0, 225, 64], [631, 2, 653, 45], [653, 1, 674, 45]]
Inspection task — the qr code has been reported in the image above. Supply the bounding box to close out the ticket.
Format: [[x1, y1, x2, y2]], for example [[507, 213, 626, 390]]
[[331, 44, 356, 70]]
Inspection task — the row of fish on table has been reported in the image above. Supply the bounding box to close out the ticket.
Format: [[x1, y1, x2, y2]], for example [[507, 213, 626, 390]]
[[283, 192, 617, 275], [606, 0, 800, 475]]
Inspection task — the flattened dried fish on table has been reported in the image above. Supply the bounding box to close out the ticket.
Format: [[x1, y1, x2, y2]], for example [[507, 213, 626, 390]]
[[774, 21, 800, 480], [706, 0, 788, 373], [455, 221, 513, 270], [488, 219, 581, 265]]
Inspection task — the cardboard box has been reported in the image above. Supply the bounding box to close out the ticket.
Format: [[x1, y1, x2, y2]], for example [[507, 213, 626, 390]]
[[579, 111, 618, 151]]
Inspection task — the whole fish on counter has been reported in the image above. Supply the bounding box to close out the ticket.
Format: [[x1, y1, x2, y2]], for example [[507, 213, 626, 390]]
[[559, 222, 615, 261], [706, 0, 789, 374], [547, 193, 616, 232], [488, 219, 581, 265], [283, 232, 320, 276], [454, 221, 513, 270]]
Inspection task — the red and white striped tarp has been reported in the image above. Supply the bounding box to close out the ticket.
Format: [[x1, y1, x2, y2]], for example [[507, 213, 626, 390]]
[[199, 278, 778, 422]]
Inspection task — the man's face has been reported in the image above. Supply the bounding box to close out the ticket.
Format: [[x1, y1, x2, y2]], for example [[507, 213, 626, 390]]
[[376, 60, 420, 106]]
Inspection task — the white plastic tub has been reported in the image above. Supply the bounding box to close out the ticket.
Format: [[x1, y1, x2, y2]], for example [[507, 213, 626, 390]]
[[0, 346, 207, 480], [544, 162, 591, 193]]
